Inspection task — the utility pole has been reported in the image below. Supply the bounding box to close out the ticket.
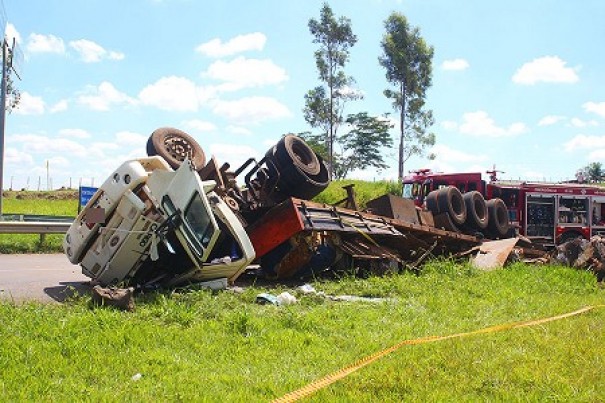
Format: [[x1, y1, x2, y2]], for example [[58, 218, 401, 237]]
[[0, 36, 21, 217], [0, 39, 8, 216]]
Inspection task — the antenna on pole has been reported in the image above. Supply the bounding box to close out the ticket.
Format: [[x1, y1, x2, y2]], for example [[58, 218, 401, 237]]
[[0, 0, 22, 217], [486, 164, 505, 182]]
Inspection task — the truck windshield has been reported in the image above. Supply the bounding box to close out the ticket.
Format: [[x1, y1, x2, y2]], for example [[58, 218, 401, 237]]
[[402, 183, 414, 199], [184, 192, 215, 249]]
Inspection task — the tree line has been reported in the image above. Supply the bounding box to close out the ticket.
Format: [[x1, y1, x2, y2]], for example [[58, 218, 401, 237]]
[[577, 162, 605, 183], [299, 3, 435, 181]]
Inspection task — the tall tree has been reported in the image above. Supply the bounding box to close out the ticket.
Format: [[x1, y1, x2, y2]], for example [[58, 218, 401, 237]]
[[379, 12, 435, 181], [304, 3, 359, 179]]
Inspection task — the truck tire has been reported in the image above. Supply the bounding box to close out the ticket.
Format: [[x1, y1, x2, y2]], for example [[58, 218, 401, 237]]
[[486, 198, 510, 238], [146, 127, 206, 170], [462, 191, 488, 230], [433, 212, 459, 232], [437, 186, 466, 226], [425, 189, 440, 215], [274, 135, 321, 176], [266, 144, 329, 201]]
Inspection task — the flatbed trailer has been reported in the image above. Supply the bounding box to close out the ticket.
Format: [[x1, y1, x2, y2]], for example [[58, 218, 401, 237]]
[[246, 198, 480, 278]]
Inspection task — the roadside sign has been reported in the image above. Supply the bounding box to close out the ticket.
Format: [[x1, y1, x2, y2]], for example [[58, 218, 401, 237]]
[[78, 186, 98, 212]]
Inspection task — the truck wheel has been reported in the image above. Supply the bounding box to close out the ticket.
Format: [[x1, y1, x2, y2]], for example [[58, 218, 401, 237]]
[[463, 191, 488, 230], [266, 143, 329, 201], [437, 186, 466, 226], [146, 127, 206, 170], [425, 190, 440, 215], [274, 135, 321, 176], [486, 198, 510, 238]]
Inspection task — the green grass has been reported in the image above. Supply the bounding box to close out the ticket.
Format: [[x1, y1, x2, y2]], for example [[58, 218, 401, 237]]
[[313, 179, 402, 208], [0, 192, 78, 253], [1, 262, 603, 400]]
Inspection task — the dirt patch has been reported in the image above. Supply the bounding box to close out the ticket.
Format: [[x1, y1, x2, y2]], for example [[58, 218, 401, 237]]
[[5, 190, 78, 200]]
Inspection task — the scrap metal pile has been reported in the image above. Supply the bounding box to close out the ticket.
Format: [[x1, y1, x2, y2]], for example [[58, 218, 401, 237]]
[[65, 128, 529, 289], [554, 235, 605, 283]]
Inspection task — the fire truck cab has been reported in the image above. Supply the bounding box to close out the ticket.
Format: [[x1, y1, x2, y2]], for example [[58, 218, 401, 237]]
[[402, 169, 486, 205]]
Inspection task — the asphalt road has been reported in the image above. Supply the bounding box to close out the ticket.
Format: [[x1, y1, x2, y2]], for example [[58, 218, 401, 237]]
[[0, 254, 90, 303]]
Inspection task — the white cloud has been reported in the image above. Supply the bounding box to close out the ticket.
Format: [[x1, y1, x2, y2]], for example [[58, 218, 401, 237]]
[[227, 125, 252, 136], [335, 85, 364, 99], [458, 111, 528, 137], [49, 99, 69, 113], [570, 117, 598, 128], [195, 32, 266, 58], [182, 119, 217, 133], [69, 39, 125, 63], [47, 156, 71, 168], [441, 58, 469, 71], [583, 101, 605, 118], [26, 33, 66, 54], [538, 115, 565, 126], [588, 149, 605, 161], [139, 76, 199, 112], [563, 134, 605, 152], [431, 144, 487, 163], [5, 23, 22, 45], [512, 56, 579, 85], [203, 57, 288, 90], [5, 148, 33, 165], [115, 131, 147, 147], [14, 92, 45, 115], [212, 96, 291, 124], [9, 134, 88, 157], [208, 143, 260, 169], [440, 120, 458, 131], [78, 81, 137, 111], [59, 129, 91, 139]]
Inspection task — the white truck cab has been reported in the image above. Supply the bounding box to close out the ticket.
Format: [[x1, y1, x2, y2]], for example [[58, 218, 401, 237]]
[[64, 157, 255, 287]]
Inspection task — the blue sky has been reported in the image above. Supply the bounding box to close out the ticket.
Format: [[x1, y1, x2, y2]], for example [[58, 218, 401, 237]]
[[2, 0, 605, 190]]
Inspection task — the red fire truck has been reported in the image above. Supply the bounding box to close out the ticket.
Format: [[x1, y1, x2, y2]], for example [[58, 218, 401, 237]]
[[402, 169, 605, 245]]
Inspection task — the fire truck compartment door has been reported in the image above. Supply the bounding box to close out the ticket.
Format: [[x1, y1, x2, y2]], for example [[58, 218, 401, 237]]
[[150, 160, 221, 267]]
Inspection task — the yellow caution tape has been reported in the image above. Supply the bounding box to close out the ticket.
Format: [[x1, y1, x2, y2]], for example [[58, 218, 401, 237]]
[[273, 304, 604, 403]]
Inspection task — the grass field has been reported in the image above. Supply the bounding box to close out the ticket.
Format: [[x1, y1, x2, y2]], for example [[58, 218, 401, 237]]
[[1, 262, 604, 401], [0, 191, 78, 253]]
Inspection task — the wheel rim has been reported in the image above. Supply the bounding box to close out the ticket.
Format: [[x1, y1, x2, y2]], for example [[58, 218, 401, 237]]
[[164, 134, 195, 162], [292, 142, 314, 166]]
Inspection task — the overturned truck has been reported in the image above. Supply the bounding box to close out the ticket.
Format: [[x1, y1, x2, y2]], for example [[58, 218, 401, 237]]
[[64, 128, 480, 287]]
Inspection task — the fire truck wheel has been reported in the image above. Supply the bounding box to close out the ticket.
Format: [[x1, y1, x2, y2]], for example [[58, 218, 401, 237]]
[[275, 135, 321, 176], [437, 186, 467, 226], [463, 191, 488, 230], [425, 190, 440, 215], [147, 127, 206, 170], [486, 198, 510, 238]]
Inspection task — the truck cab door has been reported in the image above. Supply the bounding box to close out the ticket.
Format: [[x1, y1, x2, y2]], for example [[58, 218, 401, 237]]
[[149, 160, 221, 268]]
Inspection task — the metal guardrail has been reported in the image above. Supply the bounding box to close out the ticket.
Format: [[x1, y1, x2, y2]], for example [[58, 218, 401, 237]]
[[0, 221, 72, 234], [0, 214, 75, 223], [0, 219, 73, 242]]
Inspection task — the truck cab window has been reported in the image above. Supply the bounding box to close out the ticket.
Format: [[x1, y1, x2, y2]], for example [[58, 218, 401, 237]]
[[184, 192, 215, 249]]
